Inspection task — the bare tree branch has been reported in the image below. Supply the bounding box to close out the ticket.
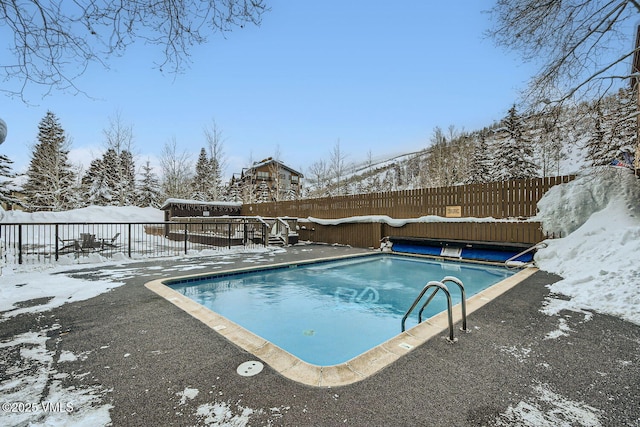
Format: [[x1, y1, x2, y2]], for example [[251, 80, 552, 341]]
[[0, 0, 268, 102], [487, 0, 640, 108]]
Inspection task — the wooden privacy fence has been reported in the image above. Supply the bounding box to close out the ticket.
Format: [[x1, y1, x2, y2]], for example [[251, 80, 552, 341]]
[[242, 175, 575, 219], [298, 221, 548, 249]]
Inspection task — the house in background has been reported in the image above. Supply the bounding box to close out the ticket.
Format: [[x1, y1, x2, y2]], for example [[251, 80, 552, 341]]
[[230, 157, 304, 203]]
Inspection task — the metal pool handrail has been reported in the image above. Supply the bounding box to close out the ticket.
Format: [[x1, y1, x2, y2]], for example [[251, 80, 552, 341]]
[[505, 241, 548, 269], [417, 276, 467, 333], [401, 280, 455, 342]]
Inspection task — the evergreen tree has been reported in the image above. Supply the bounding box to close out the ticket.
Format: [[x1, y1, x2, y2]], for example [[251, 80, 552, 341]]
[[467, 132, 492, 184], [101, 148, 119, 203], [585, 101, 608, 166], [81, 158, 111, 206], [584, 89, 637, 168], [23, 111, 77, 211], [100, 111, 137, 206], [492, 105, 537, 180], [118, 149, 136, 206], [192, 147, 211, 201], [81, 147, 137, 206], [137, 160, 161, 208], [0, 154, 18, 208], [209, 156, 223, 200], [607, 87, 637, 161]]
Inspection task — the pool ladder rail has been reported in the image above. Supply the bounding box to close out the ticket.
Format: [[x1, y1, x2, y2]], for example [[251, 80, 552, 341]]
[[504, 241, 548, 269], [401, 276, 467, 343]]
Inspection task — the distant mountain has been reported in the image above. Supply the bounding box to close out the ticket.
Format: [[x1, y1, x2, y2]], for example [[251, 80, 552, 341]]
[[303, 89, 635, 198]]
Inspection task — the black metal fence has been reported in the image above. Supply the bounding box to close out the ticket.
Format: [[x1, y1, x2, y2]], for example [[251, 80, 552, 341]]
[[0, 220, 268, 266]]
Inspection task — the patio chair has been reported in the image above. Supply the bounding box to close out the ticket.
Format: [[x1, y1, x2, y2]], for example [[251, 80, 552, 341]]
[[80, 233, 102, 251], [99, 232, 121, 249], [58, 236, 81, 253]]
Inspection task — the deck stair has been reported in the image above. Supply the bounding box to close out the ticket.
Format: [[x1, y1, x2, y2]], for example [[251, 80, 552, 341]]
[[268, 235, 286, 246]]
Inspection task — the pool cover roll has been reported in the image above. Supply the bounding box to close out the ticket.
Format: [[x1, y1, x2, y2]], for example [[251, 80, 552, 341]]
[[390, 241, 534, 263]]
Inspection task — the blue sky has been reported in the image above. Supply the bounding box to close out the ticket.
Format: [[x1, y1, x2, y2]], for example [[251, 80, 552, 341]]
[[1, 1, 541, 180]]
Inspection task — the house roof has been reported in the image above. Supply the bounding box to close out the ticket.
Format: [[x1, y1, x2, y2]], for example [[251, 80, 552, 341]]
[[246, 157, 304, 178]]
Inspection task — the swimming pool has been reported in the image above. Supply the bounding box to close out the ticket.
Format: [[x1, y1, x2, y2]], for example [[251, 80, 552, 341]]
[[155, 254, 518, 368]]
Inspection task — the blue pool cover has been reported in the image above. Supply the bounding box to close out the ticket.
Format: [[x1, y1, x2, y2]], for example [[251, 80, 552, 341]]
[[391, 243, 534, 263]]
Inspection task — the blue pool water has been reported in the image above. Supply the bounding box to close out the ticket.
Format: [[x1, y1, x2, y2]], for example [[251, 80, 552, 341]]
[[168, 254, 514, 365]]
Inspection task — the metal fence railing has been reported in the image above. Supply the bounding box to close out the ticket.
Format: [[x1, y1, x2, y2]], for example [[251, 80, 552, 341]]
[[0, 220, 268, 266]]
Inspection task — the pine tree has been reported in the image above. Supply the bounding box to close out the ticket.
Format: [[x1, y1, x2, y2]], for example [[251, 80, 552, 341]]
[[608, 87, 637, 161], [467, 132, 493, 183], [102, 148, 120, 203], [23, 111, 77, 211], [100, 111, 137, 206], [117, 150, 136, 206], [81, 147, 137, 206], [493, 105, 538, 180], [81, 158, 111, 206], [137, 160, 161, 208], [0, 154, 18, 208], [585, 101, 608, 166], [192, 148, 211, 201]]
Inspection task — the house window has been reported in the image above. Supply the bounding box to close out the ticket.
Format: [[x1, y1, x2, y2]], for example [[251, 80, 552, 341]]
[[256, 171, 269, 180], [291, 175, 299, 183]]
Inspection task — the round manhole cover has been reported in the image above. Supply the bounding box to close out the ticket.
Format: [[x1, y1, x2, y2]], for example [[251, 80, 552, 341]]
[[236, 361, 264, 377]]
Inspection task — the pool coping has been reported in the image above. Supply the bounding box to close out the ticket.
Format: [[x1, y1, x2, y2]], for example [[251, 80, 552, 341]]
[[144, 253, 537, 388]]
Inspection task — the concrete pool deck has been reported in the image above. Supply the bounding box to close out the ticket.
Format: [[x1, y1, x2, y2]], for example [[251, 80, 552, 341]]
[[2, 244, 639, 426]]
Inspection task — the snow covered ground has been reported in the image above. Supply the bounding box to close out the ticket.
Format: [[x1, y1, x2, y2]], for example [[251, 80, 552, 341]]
[[1, 168, 639, 425]]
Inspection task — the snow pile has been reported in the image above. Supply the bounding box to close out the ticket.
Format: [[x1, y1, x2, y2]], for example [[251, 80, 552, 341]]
[[0, 205, 164, 223], [534, 168, 640, 325], [536, 168, 640, 236]]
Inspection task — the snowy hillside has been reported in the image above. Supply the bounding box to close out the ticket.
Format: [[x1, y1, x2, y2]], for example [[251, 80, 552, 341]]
[[305, 91, 634, 197]]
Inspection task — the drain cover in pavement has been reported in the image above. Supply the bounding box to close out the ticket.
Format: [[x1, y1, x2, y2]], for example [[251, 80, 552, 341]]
[[236, 361, 264, 377]]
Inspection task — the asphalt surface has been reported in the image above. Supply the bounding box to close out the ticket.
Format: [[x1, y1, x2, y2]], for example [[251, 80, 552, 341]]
[[2, 244, 639, 426]]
